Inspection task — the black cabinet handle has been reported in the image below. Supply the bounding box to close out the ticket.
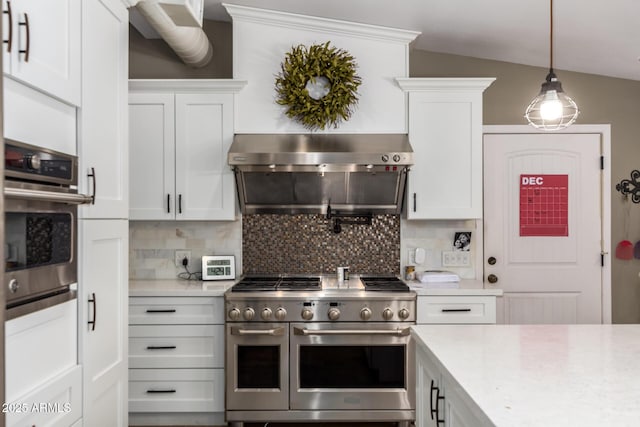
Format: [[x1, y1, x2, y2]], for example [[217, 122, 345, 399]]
[[146, 309, 176, 313], [434, 385, 445, 425], [441, 308, 472, 313], [17, 11, 27, 61], [167, 194, 171, 213], [178, 194, 182, 214], [88, 292, 97, 331], [88, 167, 96, 204], [413, 192, 416, 212], [146, 345, 176, 350], [146, 389, 176, 394], [3, 1, 12, 53], [430, 380, 437, 420]]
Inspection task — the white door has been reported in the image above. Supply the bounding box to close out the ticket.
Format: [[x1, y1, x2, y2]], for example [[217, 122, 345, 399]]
[[174, 93, 236, 220], [484, 132, 604, 324], [79, 219, 128, 427], [78, 0, 128, 219], [3, 0, 81, 105]]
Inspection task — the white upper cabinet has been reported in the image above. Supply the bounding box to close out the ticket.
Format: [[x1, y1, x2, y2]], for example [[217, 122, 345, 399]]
[[78, 0, 129, 219], [397, 78, 495, 219], [2, 0, 81, 106], [129, 80, 246, 221]]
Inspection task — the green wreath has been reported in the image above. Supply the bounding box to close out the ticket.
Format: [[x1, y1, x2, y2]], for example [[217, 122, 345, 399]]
[[275, 42, 362, 130]]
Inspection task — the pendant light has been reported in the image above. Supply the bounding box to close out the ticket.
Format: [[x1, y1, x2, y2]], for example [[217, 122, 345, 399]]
[[525, 0, 579, 130]]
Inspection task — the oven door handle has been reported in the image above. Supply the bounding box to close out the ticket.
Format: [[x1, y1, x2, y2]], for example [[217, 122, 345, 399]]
[[293, 327, 411, 337], [231, 327, 285, 336], [4, 187, 93, 204]]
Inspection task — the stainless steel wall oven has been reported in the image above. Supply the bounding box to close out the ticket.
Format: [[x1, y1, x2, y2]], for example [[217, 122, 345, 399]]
[[4, 139, 92, 319]]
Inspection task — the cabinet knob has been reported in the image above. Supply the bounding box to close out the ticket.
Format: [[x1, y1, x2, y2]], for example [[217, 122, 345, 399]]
[[487, 274, 499, 284]]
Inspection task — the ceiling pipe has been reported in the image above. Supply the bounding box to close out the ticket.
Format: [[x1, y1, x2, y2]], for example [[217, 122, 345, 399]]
[[135, 0, 213, 68]]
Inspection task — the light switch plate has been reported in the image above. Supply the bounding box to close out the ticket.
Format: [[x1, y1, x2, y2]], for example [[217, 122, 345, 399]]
[[442, 251, 471, 267]]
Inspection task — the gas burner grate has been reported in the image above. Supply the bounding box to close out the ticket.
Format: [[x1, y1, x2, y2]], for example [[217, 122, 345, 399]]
[[231, 276, 322, 292], [360, 276, 410, 292], [230, 276, 279, 292], [277, 276, 322, 291]]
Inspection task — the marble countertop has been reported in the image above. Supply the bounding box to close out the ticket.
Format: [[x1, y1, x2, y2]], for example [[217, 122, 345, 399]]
[[411, 324, 640, 426], [409, 279, 502, 296], [129, 279, 235, 297]]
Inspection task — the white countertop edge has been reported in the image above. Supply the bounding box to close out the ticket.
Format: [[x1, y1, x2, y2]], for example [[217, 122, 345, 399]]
[[129, 279, 235, 297]]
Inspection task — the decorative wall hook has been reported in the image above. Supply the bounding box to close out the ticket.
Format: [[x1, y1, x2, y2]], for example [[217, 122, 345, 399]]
[[616, 170, 640, 203]]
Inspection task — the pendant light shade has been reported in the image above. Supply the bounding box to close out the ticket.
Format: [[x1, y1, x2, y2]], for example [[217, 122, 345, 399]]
[[525, 0, 579, 130]]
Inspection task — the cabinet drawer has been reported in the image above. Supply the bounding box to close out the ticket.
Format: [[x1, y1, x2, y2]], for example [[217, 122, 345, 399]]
[[6, 365, 82, 427], [129, 324, 224, 368], [129, 296, 224, 324], [417, 296, 496, 324], [129, 368, 224, 413]]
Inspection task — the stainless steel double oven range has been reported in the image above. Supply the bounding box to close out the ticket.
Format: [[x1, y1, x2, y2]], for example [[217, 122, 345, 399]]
[[225, 275, 416, 426], [4, 139, 92, 320]]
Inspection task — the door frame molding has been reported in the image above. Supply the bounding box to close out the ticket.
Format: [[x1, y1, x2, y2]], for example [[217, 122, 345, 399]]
[[483, 124, 611, 324]]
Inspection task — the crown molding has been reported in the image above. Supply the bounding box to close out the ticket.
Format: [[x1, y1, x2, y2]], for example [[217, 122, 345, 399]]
[[129, 79, 248, 93], [222, 3, 420, 45], [395, 77, 496, 92]]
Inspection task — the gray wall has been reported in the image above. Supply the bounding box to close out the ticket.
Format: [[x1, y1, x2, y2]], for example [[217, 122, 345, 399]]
[[129, 23, 640, 323], [129, 20, 232, 79]]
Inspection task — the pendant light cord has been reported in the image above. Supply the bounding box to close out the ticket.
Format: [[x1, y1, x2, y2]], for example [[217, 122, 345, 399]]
[[549, 0, 554, 73]]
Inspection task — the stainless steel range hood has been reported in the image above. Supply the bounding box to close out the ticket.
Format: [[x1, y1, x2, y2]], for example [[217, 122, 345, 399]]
[[228, 134, 413, 215]]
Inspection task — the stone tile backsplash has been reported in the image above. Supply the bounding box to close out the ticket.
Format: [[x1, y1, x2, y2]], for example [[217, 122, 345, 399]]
[[242, 214, 400, 275], [129, 221, 242, 280], [128, 216, 479, 280]]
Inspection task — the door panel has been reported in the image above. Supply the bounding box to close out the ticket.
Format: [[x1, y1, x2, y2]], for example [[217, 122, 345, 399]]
[[484, 132, 602, 324]]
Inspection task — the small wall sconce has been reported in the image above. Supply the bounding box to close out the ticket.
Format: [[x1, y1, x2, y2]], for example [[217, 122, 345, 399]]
[[615, 170, 640, 203]]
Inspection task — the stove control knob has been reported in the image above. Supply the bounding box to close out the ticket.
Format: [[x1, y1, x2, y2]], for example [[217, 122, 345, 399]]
[[243, 307, 255, 321], [25, 154, 41, 170], [398, 308, 410, 320], [382, 308, 394, 321], [328, 308, 340, 321], [261, 307, 273, 321], [360, 307, 372, 321], [275, 307, 287, 321], [301, 308, 314, 321], [228, 308, 241, 321]]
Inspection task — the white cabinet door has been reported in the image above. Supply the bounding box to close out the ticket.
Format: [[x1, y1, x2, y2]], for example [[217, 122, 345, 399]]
[[2, 0, 80, 106], [129, 93, 175, 220], [415, 343, 446, 427], [78, 0, 128, 219], [79, 219, 128, 427], [129, 80, 245, 221], [397, 78, 494, 219], [175, 93, 236, 220]]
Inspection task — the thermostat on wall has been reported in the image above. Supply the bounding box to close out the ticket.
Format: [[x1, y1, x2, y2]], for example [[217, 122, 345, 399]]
[[201, 255, 236, 281]]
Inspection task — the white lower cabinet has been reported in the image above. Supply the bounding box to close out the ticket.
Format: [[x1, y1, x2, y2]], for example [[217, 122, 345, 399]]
[[416, 295, 497, 324], [4, 300, 82, 427], [415, 294, 497, 426], [128, 296, 225, 425], [415, 342, 492, 427]]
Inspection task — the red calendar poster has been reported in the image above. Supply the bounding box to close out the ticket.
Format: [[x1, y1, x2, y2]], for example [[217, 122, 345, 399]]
[[520, 174, 568, 237]]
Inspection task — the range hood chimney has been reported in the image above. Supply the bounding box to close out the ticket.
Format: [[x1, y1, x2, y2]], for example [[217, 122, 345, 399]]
[[228, 134, 413, 215]]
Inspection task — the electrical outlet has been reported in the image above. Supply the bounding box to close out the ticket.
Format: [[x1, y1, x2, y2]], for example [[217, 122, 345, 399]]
[[442, 251, 471, 267], [408, 249, 416, 265], [175, 250, 191, 267]]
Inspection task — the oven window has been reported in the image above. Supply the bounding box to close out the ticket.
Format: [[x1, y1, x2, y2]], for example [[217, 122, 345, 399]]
[[5, 213, 72, 271], [299, 345, 405, 388], [237, 345, 280, 388]]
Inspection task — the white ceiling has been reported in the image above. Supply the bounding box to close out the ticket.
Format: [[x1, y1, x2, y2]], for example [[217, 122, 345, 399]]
[[202, 0, 640, 81]]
